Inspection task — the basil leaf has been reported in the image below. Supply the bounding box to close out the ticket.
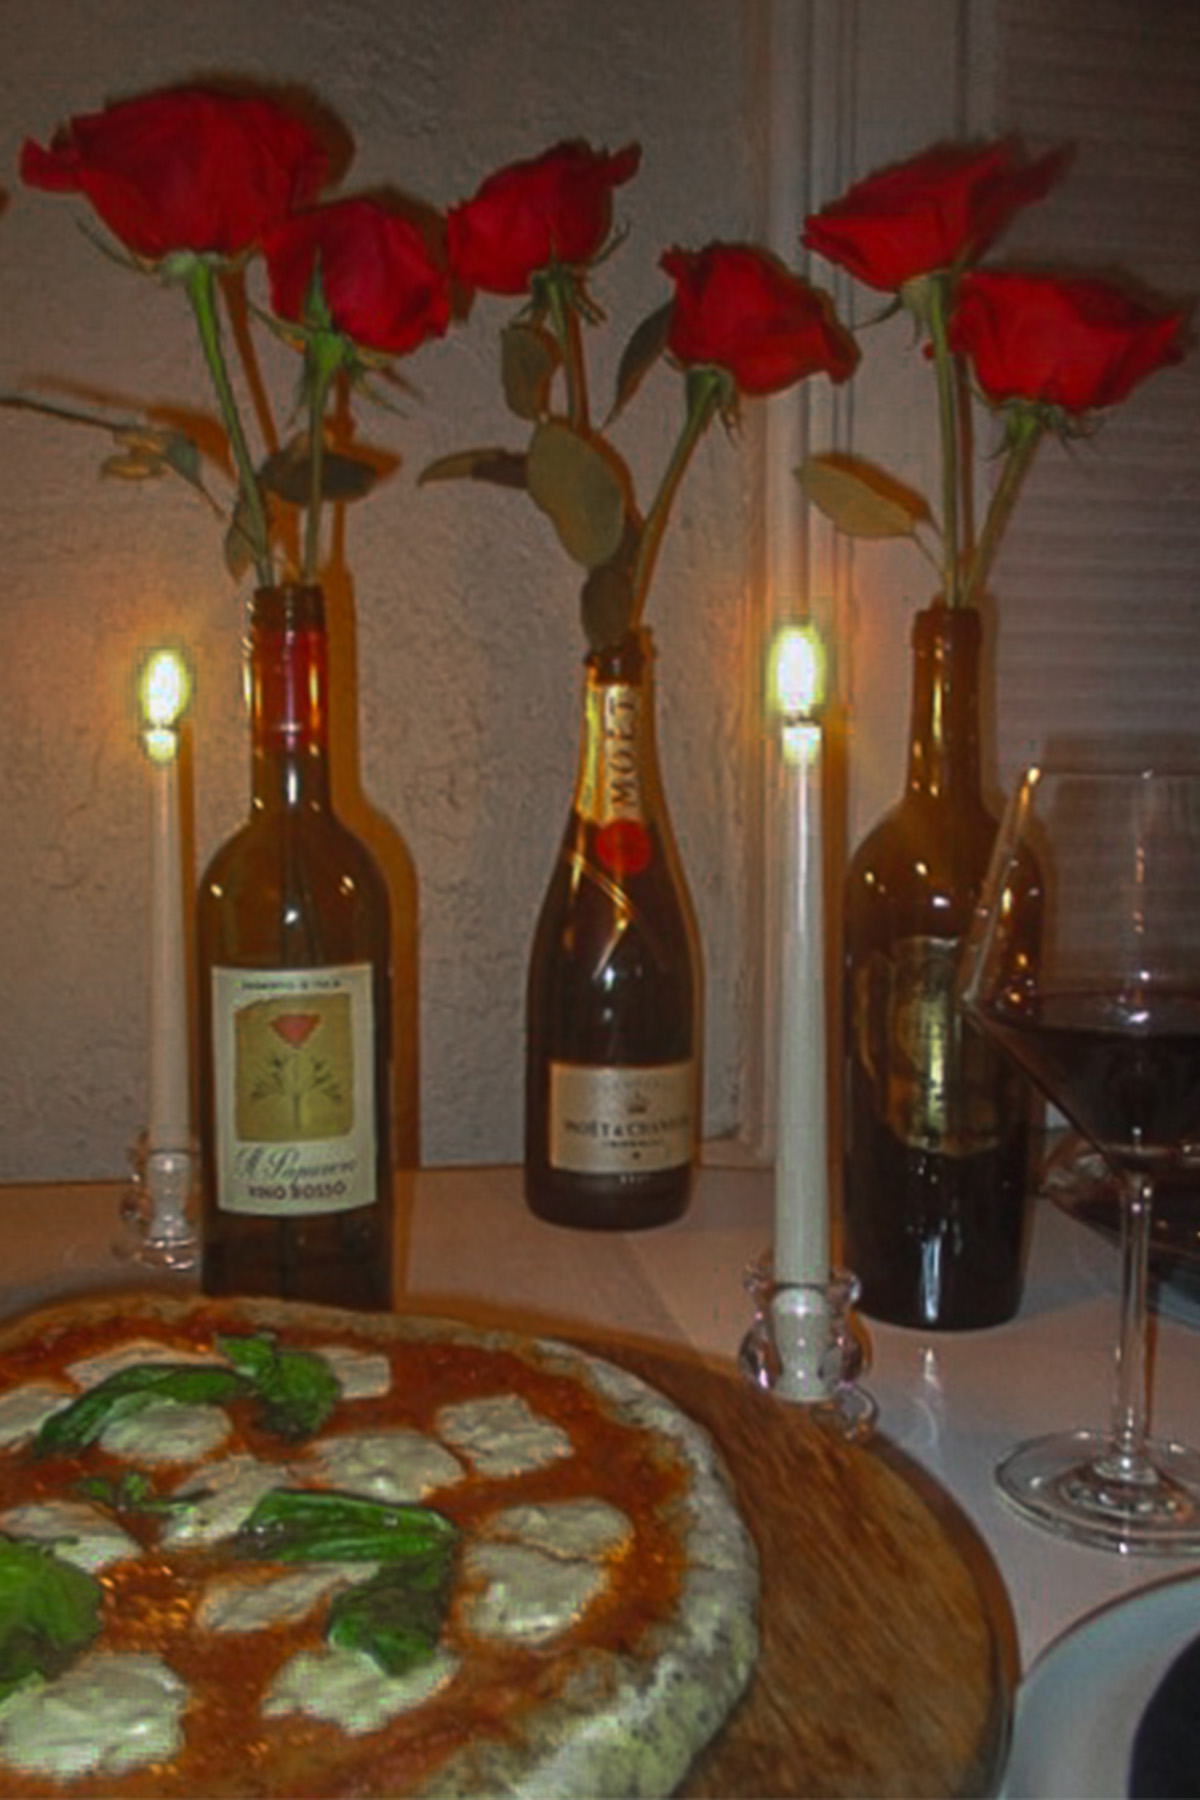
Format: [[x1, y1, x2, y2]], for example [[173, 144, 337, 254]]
[[216, 1334, 341, 1441], [327, 1557, 455, 1677], [34, 1363, 250, 1457], [72, 1472, 207, 1518], [233, 1489, 457, 1565], [0, 1535, 102, 1699]]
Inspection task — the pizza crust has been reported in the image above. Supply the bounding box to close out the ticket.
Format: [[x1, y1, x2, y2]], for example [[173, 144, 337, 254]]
[[0, 1293, 759, 1798]]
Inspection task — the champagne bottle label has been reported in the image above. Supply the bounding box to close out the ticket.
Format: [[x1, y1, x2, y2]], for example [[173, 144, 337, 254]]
[[210, 963, 378, 1215], [851, 936, 1018, 1156], [548, 1062, 693, 1174], [578, 682, 644, 824]]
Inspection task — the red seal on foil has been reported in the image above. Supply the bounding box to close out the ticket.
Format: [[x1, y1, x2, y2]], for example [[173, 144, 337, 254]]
[[596, 819, 651, 877]]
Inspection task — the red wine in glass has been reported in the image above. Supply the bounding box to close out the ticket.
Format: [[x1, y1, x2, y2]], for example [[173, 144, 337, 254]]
[[961, 763, 1200, 1552], [981, 990, 1200, 1172]]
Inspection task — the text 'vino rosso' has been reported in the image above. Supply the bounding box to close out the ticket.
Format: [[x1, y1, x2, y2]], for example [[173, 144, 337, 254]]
[[525, 631, 700, 1230], [197, 584, 393, 1308]]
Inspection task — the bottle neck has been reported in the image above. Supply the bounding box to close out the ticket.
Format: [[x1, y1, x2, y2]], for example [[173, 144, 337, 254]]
[[574, 631, 658, 828], [247, 584, 331, 811], [904, 604, 983, 804]]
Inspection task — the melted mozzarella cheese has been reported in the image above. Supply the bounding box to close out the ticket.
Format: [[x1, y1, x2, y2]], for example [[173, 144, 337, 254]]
[[198, 1565, 366, 1633], [484, 1498, 632, 1561], [66, 1340, 222, 1388], [263, 1644, 459, 1733], [313, 1344, 392, 1400], [161, 1454, 301, 1548], [99, 1398, 232, 1463], [303, 1429, 464, 1502], [0, 1653, 187, 1778], [0, 1500, 139, 1573], [0, 1381, 73, 1448], [460, 1541, 608, 1646], [434, 1394, 573, 1477]]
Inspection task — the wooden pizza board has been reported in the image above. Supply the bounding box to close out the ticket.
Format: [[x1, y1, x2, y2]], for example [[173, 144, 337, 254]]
[[0, 1288, 1008, 1798], [597, 1341, 1013, 1800]]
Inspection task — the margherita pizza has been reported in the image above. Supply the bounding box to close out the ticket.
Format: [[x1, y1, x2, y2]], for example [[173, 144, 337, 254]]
[[0, 1295, 759, 1797]]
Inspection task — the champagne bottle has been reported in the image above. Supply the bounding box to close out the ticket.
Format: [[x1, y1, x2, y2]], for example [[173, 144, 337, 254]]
[[197, 584, 393, 1308], [842, 604, 1039, 1329], [525, 630, 700, 1229]]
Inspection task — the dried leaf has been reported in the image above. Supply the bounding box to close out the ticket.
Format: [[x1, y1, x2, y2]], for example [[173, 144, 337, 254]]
[[526, 420, 628, 571], [259, 444, 379, 505], [101, 450, 166, 481], [581, 558, 636, 650], [103, 426, 205, 491], [796, 453, 932, 540], [419, 448, 528, 490]]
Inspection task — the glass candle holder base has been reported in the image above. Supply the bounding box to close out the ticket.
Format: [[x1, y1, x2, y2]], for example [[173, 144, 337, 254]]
[[115, 1139, 199, 1273], [739, 1254, 876, 1439]]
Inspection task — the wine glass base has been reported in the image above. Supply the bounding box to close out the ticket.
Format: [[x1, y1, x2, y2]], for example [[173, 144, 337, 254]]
[[997, 1429, 1200, 1554]]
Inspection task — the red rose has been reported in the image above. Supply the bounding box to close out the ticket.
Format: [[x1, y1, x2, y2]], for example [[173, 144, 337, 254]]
[[802, 140, 1064, 291], [661, 244, 858, 396], [21, 86, 328, 263], [447, 139, 641, 295], [949, 270, 1187, 413], [265, 199, 451, 356]]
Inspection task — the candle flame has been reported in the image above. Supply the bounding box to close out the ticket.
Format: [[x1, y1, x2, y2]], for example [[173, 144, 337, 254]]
[[139, 649, 191, 764], [772, 623, 825, 721]]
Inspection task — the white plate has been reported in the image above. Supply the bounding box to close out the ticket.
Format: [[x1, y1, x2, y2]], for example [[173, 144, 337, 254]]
[[1002, 1570, 1200, 1798]]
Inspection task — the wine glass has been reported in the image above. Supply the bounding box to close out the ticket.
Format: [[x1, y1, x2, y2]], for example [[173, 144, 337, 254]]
[[960, 761, 1200, 1552]]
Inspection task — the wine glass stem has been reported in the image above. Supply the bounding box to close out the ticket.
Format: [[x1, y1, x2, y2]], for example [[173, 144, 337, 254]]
[[1106, 1171, 1154, 1481]]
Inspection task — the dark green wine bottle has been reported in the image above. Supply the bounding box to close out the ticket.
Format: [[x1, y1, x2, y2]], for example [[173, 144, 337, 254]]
[[197, 584, 393, 1309]]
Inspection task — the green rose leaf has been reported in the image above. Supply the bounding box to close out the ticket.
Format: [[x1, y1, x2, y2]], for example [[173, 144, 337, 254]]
[[419, 448, 529, 490], [796, 452, 933, 541], [526, 420, 628, 571], [501, 322, 560, 421], [611, 301, 672, 422], [0, 1536, 102, 1700]]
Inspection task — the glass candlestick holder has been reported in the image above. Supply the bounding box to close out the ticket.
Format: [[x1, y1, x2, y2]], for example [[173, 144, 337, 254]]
[[116, 1134, 200, 1272], [739, 1253, 876, 1439]]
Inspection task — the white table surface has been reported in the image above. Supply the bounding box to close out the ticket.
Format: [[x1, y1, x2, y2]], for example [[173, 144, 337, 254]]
[[2, 1161, 1198, 1694]]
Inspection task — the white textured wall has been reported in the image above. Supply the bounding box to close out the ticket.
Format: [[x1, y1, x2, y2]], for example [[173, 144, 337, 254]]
[[0, 0, 775, 1179]]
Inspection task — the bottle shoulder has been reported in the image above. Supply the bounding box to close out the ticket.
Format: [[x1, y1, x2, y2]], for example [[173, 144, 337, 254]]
[[845, 790, 1001, 942], [199, 807, 389, 968], [202, 805, 383, 883]]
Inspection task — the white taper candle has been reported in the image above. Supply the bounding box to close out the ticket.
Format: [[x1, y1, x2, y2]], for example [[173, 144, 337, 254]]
[[141, 650, 192, 1154], [772, 625, 830, 1288]]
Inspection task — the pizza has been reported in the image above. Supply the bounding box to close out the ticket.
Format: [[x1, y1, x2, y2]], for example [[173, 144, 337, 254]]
[[0, 1294, 759, 1797]]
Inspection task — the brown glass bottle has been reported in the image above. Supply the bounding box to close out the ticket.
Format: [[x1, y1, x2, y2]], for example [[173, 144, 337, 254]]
[[197, 584, 393, 1309], [842, 605, 1039, 1329], [525, 631, 700, 1229]]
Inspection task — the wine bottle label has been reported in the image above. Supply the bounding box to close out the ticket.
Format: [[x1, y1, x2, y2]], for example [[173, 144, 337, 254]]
[[210, 963, 378, 1216], [548, 1061, 693, 1174], [850, 936, 1023, 1156]]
